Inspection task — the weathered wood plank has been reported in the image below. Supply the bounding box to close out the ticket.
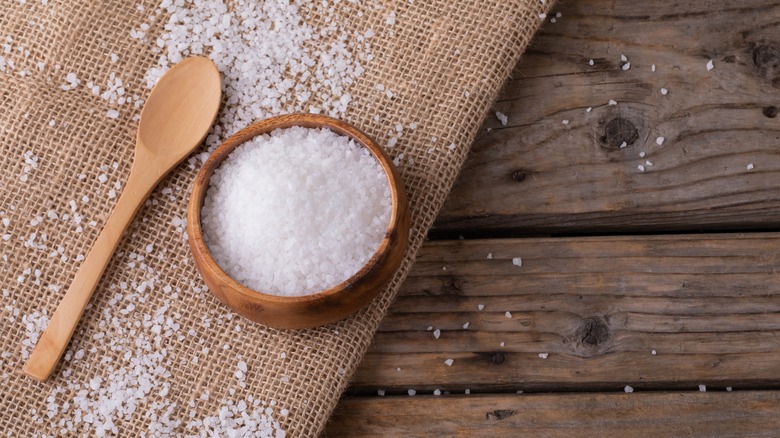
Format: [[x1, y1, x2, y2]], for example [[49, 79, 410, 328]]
[[350, 234, 780, 393], [326, 392, 780, 437], [433, 0, 780, 234]]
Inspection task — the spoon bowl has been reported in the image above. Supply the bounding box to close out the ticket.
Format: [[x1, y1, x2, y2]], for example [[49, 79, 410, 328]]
[[187, 114, 410, 329]]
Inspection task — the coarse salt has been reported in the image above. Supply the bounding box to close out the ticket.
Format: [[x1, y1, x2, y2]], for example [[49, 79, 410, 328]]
[[201, 127, 390, 296]]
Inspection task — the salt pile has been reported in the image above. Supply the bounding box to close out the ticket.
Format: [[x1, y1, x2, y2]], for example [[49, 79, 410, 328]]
[[146, 0, 372, 159], [201, 127, 391, 296]]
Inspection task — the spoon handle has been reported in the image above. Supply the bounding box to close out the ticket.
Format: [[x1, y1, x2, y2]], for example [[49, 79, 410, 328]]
[[23, 167, 155, 381]]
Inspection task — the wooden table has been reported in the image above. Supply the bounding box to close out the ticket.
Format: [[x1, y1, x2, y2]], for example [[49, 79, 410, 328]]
[[326, 0, 780, 435]]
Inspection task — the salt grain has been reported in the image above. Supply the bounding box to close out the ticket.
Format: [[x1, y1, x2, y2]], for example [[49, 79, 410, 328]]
[[608, 99, 617, 106], [624, 385, 634, 393], [660, 87, 668, 95], [512, 257, 522, 267], [538, 353, 549, 359], [495, 111, 508, 126], [699, 384, 707, 392], [505, 311, 512, 319], [201, 127, 390, 296], [706, 59, 714, 71], [656, 136, 665, 145], [444, 359, 454, 366], [747, 163, 754, 170]]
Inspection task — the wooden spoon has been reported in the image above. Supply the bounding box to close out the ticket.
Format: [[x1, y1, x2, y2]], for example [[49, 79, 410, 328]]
[[23, 56, 222, 381]]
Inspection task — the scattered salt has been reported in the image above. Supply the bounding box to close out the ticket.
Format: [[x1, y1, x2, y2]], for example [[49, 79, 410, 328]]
[[608, 99, 617, 105], [651, 350, 657, 355], [747, 163, 754, 170], [656, 136, 665, 145], [660, 88, 668, 95], [624, 385, 634, 393], [444, 359, 454, 367], [505, 311, 512, 319], [407, 389, 416, 396], [562, 119, 569, 125], [495, 111, 508, 126], [512, 257, 522, 267], [433, 329, 441, 339], [699, 384, 707, 392], [706, 59, 714, 71], [477, 304, 484, 311], [538, 353, 548, 359]]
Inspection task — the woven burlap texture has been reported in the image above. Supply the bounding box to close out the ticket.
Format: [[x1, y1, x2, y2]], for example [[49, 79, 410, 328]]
[[0, 0, 551, 436]]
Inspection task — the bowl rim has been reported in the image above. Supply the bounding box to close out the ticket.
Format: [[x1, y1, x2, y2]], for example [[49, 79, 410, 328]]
[[187, 113, 404, 305]]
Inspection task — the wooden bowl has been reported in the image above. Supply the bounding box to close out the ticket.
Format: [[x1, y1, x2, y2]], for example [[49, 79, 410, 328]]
[[187, 114, 410, 329]]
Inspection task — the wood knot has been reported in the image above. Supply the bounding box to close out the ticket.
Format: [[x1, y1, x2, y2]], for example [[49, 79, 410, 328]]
[[485, 352, 506, 365], [763, 106, 778, 118], [486, 410, 515, 421], [425, 277, 463, 296], [510, 169, 526, 182], [577, 317, 610, 348], [753, 44, 780, 87], [601, 117, 638, 149]]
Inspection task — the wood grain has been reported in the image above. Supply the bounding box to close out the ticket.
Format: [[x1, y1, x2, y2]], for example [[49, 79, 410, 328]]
[[349, 234, 780, 393], [433, 0, 780, 235], [326, 392, 780, 437]]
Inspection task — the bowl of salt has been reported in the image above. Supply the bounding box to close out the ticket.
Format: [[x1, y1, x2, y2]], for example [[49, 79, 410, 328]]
[[187, 114, 409, 329]]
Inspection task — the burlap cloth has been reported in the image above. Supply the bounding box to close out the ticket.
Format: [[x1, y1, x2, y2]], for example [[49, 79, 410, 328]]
[[0, 0, 551, 435]]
